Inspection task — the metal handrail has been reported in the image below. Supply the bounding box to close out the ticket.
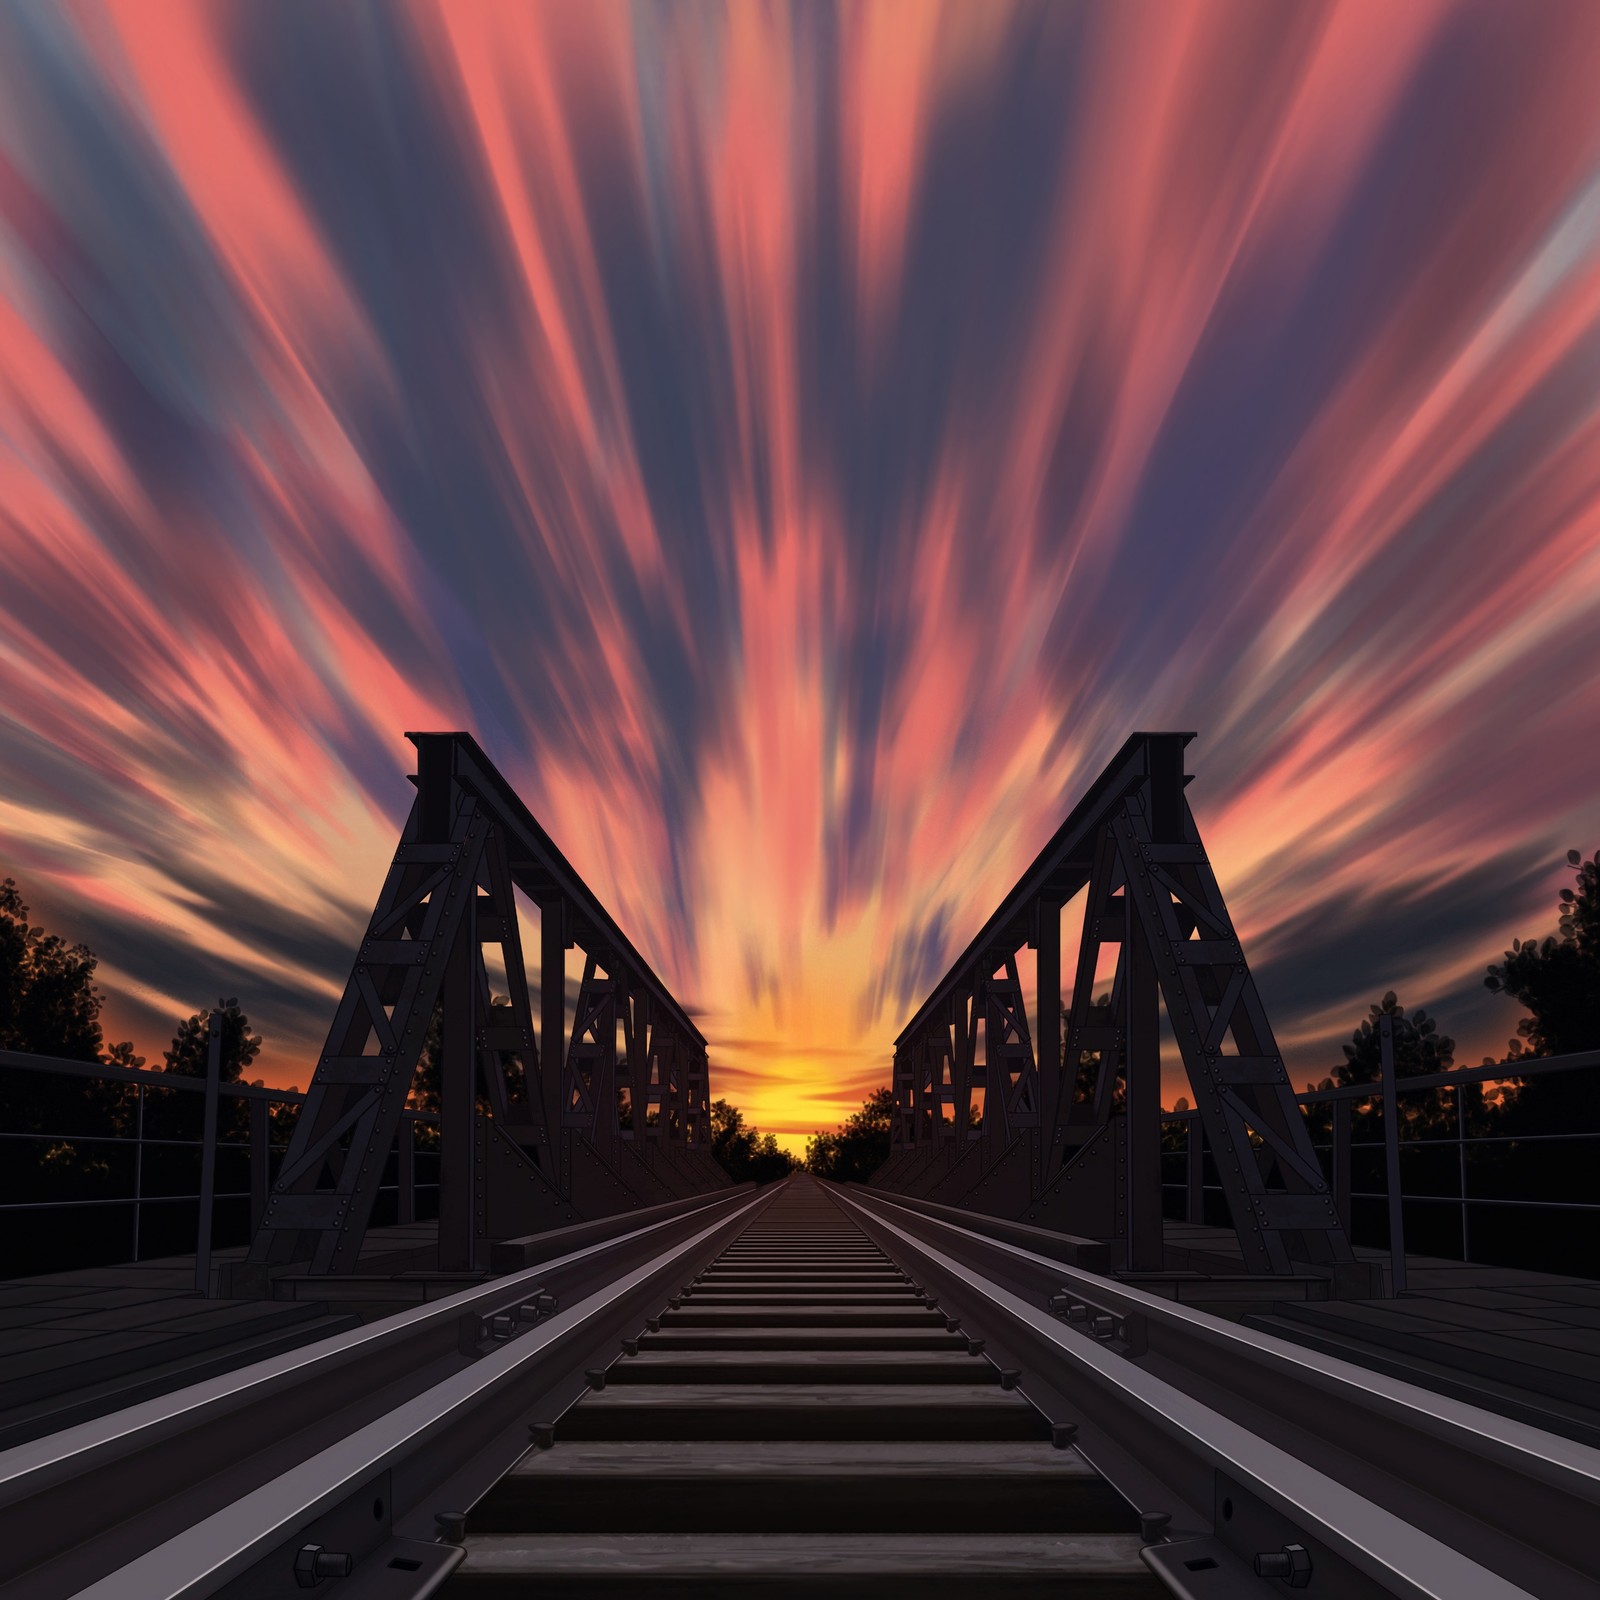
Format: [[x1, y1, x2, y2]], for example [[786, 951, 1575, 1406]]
[[1159, 1047, 1600, 1279], [0, 1047, 441, 1277], [0, 1047, 311, 1099], [1288, 1048, 1600, 1100], [0, 1185, 441, 1213]]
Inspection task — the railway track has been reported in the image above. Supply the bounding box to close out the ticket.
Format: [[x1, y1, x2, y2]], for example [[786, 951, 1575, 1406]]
[[450, 1173, 1159, 1595], [4, 1174, 1597, 1598]]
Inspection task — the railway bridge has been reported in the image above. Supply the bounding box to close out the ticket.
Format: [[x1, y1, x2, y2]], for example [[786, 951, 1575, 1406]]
[[0, 734, 1597, 1598]]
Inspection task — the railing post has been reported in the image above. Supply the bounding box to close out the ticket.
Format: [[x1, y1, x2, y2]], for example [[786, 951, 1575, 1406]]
[[249, 1096, 269, 1234], [132, 1083, 146, 1264], [399, 1114, 416, 1226], [1457, 1083, 1470, 1263], [1332, 1097, 1352, 1233], [1186, 1115, 1204, 1224], [1379, 1013, 1406, 1295], [195, 1011, 222, 1297]]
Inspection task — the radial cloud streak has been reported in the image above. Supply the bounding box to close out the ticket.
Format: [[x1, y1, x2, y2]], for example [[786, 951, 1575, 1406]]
[[2, 2, 1599, 1150]]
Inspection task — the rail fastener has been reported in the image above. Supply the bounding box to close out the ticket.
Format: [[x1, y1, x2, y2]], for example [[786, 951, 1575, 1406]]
[[1138, 1511, 1172, 1544], [1255, 1543, 1313, 1587], [293, 1543, 352, 1588]]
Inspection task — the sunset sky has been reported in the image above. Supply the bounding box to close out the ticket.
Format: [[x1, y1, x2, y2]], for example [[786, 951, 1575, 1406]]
[[3, 2, 1600, 1155]]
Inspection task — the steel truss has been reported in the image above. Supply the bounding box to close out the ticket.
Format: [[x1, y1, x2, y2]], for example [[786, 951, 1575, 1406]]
[[872, 733, 1353, 1276], [246, 733, 728, 1277]]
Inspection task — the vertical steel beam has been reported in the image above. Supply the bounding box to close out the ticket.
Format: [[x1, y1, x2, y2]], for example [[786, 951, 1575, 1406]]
[[398, 1114, 416, 1225], [1380, 1013, 1407, 1294], [628, 989, 649, 1139], [1125, 908, 1163, 1269], [439, 913, 477, 1272], [910, 1035, 926, 1146], [956, 978, 978, 1140], [541, 899, 567, 1190], [249, 1096, 269, 1235], [1332, 1098, 1352, 1234], [195, 1012, 222, 1297], [132, 1084, 145, 1264], [1035, 898, 1062, 1152]]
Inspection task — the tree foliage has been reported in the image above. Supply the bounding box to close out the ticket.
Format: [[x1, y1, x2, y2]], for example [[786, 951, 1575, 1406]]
[[0, 877, 104, 1061], [806, 1087, 894, 1182], [403, 997, 532, 1147], [1066, 996, 1124, 1113], [1338, 991, 1455, 1085], [163, 998, 263, 1083], [0, 879, 121, 1191], [142, 997, 264, 1141], [1480, 847, 1600, 1137], [1483, 848, 1600, 1059], [709, 1097, 799, 1184]]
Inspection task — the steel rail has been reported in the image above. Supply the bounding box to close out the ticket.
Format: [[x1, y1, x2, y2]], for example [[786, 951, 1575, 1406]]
[[832, 1185, 1599, 1600], [63, 1188, 771, 1600], [839, 1189, 1600, 1489], [0, 1183, 764, 1597]]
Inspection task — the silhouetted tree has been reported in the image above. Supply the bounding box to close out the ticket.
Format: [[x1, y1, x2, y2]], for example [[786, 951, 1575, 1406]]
[[806, 1088, 894, 1182], [1484, 848, 1600, 1059], [0, 877, 104, 1061], [0, 879, 121, 1204], [710, 1098, 798, 1184], [1482, 846, 1600, 1146], [1338, 991, 1455, 1085], [1160, 1096, 1192, 1155], [1065, 996, 1125, 1114], [1331, 991, 1459, 1141], [134, 998, 264, 1144], [163, 997, 262, 1083], [406, 998, 516, 1138]]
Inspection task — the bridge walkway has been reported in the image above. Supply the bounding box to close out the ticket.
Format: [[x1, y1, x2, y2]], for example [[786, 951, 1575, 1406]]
[[0, 1220, 457, 1451], [1157, 1220, 1600, 1447]]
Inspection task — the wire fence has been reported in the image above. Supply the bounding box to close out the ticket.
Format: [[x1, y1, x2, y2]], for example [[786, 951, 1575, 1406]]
[[7, 1043, 1595, 1286], [1160, 1049, 1600, 1283], [0, 1045, 440, 1284]]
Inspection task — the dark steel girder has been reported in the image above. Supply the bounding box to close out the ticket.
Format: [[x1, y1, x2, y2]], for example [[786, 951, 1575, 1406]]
[[895, 733, 1191, 1050], [412, 732, 705, 1048], [879, 732, 1356, 1280]]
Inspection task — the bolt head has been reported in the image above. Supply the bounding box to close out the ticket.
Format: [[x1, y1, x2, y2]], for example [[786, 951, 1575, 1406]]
[[294, 1544, 324, 1588]]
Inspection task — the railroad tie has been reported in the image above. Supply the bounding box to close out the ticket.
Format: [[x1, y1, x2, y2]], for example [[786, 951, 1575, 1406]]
[[446, 1173, 1166, 1596]]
